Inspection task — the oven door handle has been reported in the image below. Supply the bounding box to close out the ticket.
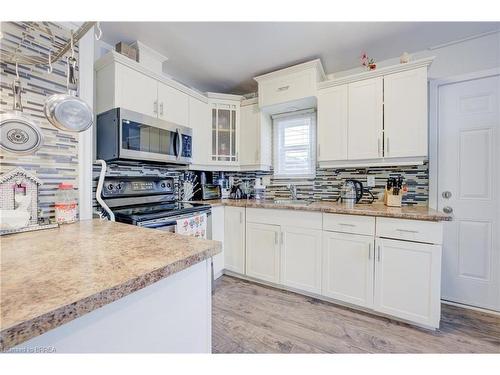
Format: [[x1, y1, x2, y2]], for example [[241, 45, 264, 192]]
[[175, 128, 182, 159], [139, 210, 211, 229]]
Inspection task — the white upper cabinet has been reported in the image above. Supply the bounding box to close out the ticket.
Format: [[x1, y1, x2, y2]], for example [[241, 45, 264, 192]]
[[383, 67, 428, 158], [239, 101, 272, 171], [157, 82, 189, 126], [317, 57, 434, 168], [189, 96, 211, 166], [95, 51, 204, 127], [254, 59, 326, 114], [207, 93, 242, 168], [317, 84, 348, 162], [348, 77, 384, 160], [102, 62, 158, 117]]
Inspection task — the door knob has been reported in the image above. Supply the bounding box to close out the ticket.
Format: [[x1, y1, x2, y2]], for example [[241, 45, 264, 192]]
[[443, 206, 453, 214], [442, 191, 452, 199]]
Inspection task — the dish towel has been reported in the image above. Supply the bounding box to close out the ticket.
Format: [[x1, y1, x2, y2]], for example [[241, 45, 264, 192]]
[[176, 213, 207, 239]]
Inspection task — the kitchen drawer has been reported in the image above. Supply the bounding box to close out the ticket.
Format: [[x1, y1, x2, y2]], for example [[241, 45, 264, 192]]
[[323, 213, 375, 236], [376, 217, 443, 245], [259, 70, 316, 108], [246, 208, 322, 230]]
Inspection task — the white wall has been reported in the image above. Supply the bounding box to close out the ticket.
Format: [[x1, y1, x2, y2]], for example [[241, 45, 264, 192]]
[[329, 31, 500, 80]]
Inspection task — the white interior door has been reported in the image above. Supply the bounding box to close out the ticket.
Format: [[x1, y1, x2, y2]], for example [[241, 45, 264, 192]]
[[438, 74, 500, 311]]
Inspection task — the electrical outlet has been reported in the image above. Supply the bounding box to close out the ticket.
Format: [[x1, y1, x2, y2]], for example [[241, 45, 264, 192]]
[[367, 175, 375, 187]]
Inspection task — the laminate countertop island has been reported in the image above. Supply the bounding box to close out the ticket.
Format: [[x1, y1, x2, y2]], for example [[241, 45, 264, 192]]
[[0, 219, 221, 352], [191, 199, 451, 222]]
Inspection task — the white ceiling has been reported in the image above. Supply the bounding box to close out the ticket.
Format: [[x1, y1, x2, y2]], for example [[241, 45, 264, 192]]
[[100, 22, 500, 94]]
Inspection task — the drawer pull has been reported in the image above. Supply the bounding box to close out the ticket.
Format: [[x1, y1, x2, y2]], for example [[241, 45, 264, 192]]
[[396, 229, 419, 233], [277, 85, 290, 92], [368, 243, 372, 260], [338, 223, 356, 227]]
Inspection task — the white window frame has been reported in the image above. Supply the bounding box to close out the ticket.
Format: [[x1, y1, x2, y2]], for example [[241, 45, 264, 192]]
[[272, 109, 317, 179]]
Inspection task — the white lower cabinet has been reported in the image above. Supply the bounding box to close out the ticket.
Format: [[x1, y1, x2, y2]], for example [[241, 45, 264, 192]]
[[224, 207, 246, 274], [280, 226, 322, 294], [246, 222, 281, 283], [373, 238, 442, 328], [322, 232, 374, 308]]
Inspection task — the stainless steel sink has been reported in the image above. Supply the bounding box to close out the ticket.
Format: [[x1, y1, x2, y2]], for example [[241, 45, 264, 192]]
[[272, 199, 312, 206]]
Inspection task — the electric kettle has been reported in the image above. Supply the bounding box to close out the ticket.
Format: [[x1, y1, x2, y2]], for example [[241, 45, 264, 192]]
[[339, 179, 364, 207]]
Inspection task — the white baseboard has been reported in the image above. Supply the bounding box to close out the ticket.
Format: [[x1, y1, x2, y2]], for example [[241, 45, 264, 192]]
[[441, 300, 500, 316]]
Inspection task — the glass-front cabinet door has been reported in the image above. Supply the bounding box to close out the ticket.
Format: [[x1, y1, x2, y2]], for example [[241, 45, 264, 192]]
[[211, 102, 238, 162]]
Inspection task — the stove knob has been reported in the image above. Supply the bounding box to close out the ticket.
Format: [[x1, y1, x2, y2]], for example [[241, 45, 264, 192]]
[[116, 183, 122, 190], [107, 183, 114, 190], [161, 182, 166, 189]]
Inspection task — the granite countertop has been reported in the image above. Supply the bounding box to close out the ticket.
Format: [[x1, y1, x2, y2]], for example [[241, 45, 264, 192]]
[[0, 219, 221, 351], [194, 199, 451, 222]]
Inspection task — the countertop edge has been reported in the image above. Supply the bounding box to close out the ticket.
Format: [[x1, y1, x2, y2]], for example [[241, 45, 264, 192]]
[[0, 245, 220, 352], [198, 200, 452, 222]]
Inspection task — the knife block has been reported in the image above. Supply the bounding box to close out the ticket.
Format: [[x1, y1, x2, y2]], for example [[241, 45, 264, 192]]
[[384, 188, 403, 207]]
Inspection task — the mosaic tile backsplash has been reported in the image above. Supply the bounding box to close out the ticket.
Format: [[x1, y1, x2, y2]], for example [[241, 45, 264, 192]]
[[0, 22, 79, 220], [91, 161, 429, 211], [213, 163, 429, 205]]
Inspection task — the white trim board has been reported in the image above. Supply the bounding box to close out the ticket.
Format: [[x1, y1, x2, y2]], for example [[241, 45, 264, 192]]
[[319, 57, 435, 89], [428, 67, 500, 209]]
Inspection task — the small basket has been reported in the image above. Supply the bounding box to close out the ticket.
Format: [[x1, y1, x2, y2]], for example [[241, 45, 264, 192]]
[[384, 188, 403, 207]]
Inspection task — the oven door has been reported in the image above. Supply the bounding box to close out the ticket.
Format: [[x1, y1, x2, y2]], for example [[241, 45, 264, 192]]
[[137, 210, 212, 240]]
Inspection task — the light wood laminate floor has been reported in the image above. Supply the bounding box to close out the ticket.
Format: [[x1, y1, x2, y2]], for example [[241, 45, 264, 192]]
[[212, 276, 500, 353]]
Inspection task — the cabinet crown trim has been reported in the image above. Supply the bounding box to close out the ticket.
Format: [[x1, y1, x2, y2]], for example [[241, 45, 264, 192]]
[[318, 57, 435, 89], [254, 59, 327, 82], [94, 51, 208, 103]]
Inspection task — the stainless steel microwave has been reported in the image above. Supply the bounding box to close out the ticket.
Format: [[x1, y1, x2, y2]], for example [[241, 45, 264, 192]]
[[96, 108, 193, 165]]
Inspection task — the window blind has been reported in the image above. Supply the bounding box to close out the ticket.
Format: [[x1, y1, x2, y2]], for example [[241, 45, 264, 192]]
[[273, 109, 316, 179]]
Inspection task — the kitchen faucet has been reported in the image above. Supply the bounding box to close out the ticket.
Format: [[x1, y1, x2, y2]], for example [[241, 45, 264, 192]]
[[288, 184, 298, 200]]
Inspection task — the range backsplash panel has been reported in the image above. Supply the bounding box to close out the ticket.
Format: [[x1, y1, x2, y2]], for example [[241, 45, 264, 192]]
[[92, 162, 184, 215], [0, 22, 79, 220], [214, 163, 429, 205]]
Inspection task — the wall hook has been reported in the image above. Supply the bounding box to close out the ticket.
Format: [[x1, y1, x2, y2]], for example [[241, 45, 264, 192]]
[[95, 22, 102, 41]]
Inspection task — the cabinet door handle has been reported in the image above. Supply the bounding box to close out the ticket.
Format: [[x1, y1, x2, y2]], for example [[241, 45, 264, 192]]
[[275, 232, 278, 245], [277, 85, 290, 92], [280, 232, 284, 244], [239, 212, 243, 224], [318, 144, 321, 157], [377, 245, 381, 262], [386, 137, 390, 156], [160, 102, 164, 116], [153, 100, 158, 114], [377, 138, 381, 157], [368, 243, 372, 260]]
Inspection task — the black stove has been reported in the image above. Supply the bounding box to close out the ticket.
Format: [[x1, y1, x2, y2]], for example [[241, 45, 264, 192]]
[[98, 176, 211, 228]]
